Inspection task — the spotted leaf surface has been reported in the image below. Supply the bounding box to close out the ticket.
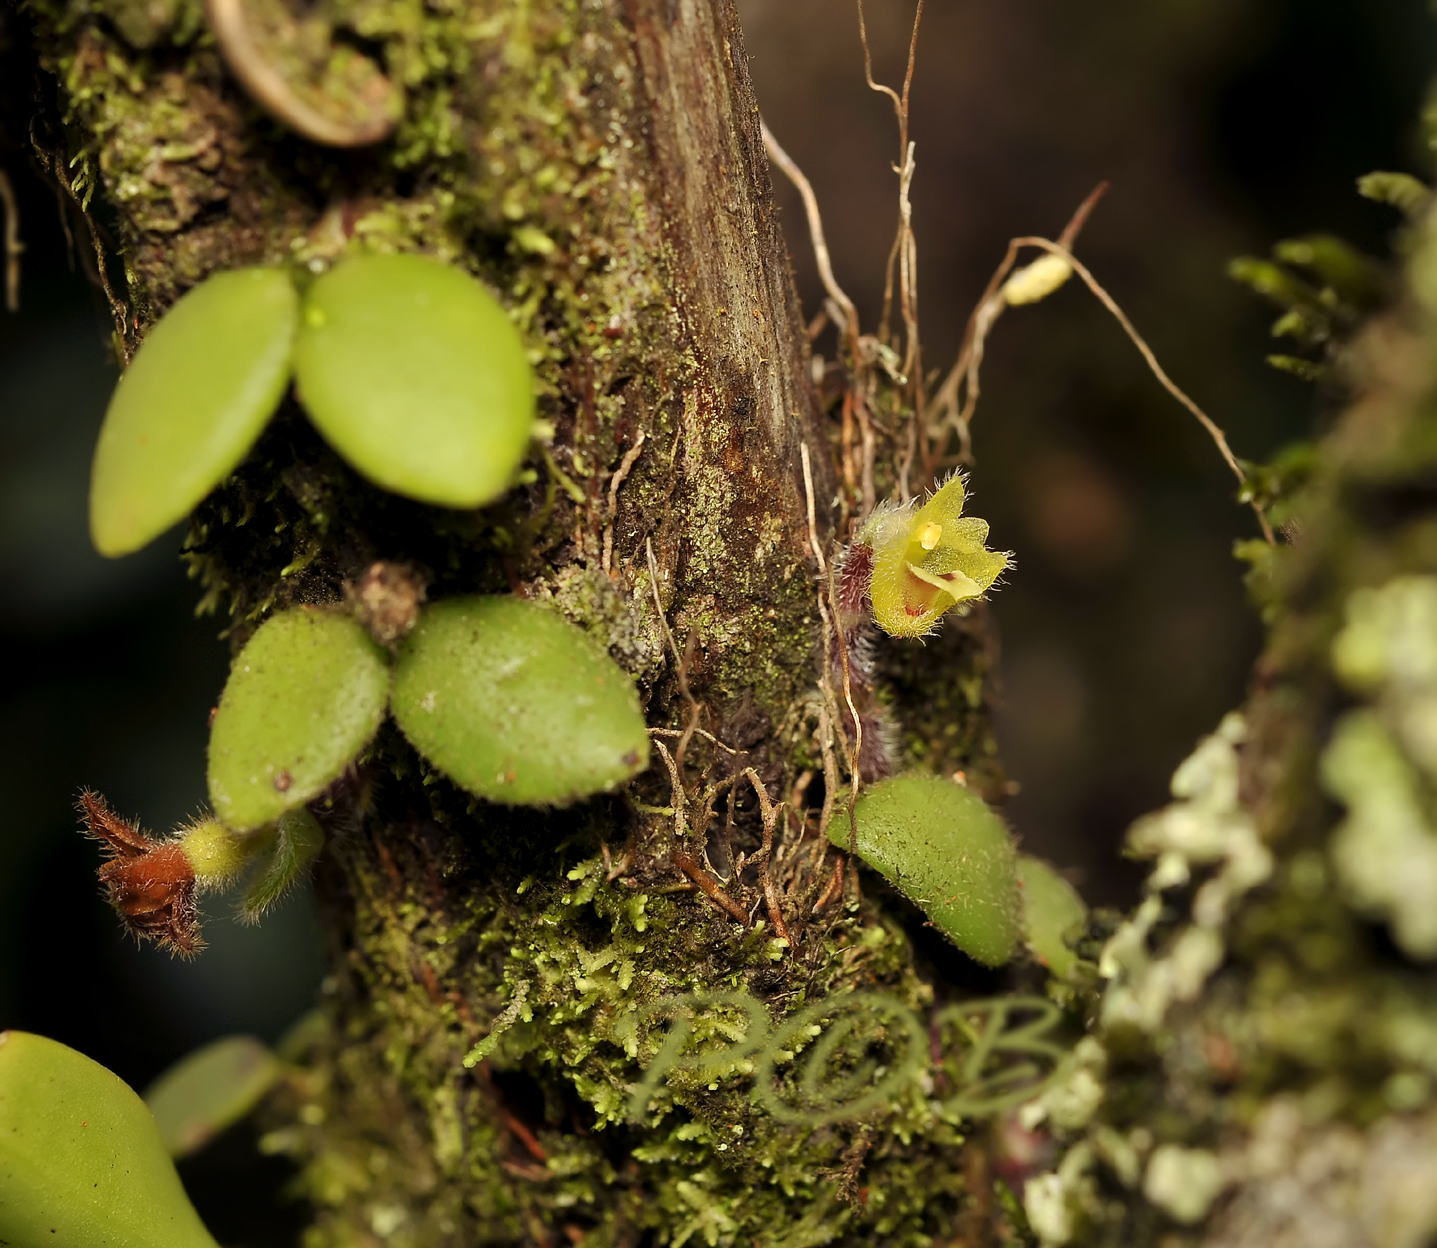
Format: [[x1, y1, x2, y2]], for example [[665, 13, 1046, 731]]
[[392, 596, 649, 806], [0, 1030, 221, 1248], [832, 773, 1020, 966], [294, 253, 534, 508], [90, 268, 297, 557], [208, 608, 389, 830], [1017, 855, 1088, 977], [863, 474, 1011, 638]]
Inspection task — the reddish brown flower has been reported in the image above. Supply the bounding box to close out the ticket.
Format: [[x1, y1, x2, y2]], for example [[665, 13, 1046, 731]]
[[78, 790, 201, 956]]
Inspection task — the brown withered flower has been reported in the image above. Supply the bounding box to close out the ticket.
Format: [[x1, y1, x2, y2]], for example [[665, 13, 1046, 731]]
[[79, 790, 201, 956], [345, 560, 428, 647]]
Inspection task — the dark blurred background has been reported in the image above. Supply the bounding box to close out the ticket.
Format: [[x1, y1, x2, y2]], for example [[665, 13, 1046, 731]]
[[0, 0, 1433, 1236]]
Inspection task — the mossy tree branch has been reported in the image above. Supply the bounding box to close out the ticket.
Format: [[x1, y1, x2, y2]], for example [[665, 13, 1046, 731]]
[[12, 0, 1010, 1241]]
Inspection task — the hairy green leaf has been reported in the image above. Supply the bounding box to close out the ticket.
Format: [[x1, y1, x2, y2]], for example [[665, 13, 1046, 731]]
[[391, 596, 649, 805], [90, 268, 297, 557], [1017, 855, 1087, 978], [294, 253, 534, 508], [0, 1030, 220, 1248], [208, 608, 389, 830], [832, 773, 1020, 966]]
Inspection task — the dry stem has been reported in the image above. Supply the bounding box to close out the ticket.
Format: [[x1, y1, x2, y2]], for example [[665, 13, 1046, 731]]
[[0, 169, 23, 312], [601, 430, 646, 574], [1011, 236, 1275, 545], [760, 121, 858, 357], [740, 768, 793, 946], [673, 849, 750, 926], [646, 537, 705, 769]]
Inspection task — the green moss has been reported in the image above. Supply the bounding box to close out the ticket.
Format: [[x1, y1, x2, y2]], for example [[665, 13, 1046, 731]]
[[263, 814, 990, 1246]]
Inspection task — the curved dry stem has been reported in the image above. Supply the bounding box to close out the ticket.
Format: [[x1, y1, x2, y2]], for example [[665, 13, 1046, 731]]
[[760, 120, 858, 354], [0, 169, 23, 312], [1013, 236, 1275, 545], [205, 0, 399, 147], [925, 183, 1107, 483]]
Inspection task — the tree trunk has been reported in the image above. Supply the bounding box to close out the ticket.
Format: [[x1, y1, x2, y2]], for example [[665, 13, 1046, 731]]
[[14, 0, 1007, 1241]]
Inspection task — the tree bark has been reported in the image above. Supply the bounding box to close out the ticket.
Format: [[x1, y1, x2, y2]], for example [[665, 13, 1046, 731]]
[[14, 0, 1007, 1242]]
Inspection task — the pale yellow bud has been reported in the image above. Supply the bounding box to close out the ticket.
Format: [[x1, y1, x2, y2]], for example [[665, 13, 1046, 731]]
[[1002, 254, 1074, 306]]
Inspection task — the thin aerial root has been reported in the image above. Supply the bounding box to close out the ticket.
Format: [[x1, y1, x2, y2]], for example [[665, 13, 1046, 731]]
[[1057, 181, 1110, 249], [927, 184, 1109, 478], [0, 169, 23, 312], [854, 390, 877, 519], [761, 121, 859, 356], [646, 537, 705, 770], [741, 768, 793, 947], [649, 726, 741, 755], [813, 852, 846, 915], [1012, 235, 1276, 545], [800, 442, 829, 575], [601, 430, 646, 574], [649, 737, 688, 838], [826, 567, 862, 855], [673, 850, 751, 926]]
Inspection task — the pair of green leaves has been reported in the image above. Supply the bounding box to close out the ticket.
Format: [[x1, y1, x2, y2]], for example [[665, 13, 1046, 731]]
[[833, 773, 1085, 970], [208, 596, 651, 830], [90, 254, 536, 557]]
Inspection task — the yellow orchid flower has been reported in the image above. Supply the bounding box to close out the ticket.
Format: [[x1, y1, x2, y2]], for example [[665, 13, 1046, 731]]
[[858, 474, 1011, 638]]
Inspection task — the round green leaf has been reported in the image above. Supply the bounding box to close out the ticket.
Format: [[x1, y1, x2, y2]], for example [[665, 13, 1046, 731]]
[[831, 773, 1020, 967], [391, 596, 650, 805], [294, 253, 534, 508], [90, 268, 297, 557], [143, 1035, 281, 1159], [0, 1030, 220, 1248], [208, 607, 389, 830], [1017, 855, 1088, 978]]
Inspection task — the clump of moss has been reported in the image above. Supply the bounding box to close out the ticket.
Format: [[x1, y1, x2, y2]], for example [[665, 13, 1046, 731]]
[[263, 780, 997, 1247]]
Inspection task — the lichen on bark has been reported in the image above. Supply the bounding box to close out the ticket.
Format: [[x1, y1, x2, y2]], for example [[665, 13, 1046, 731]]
[[15, 0, 1023, 1241], [1020, 198, 1437, 1247]]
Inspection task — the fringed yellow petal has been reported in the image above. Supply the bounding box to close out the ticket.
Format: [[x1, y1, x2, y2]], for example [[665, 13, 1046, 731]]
[[869, 474, 1011, 638]]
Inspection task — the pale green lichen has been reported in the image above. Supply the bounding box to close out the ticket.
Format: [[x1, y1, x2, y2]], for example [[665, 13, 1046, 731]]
[[1323, 575, 1437, 959]]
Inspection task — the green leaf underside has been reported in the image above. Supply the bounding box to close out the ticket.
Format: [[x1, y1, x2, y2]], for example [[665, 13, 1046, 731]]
[[391, 596, 650, 805], [89, 268, 297, 557], [294, 253, 534, 508], [833, 773, 1020, 966], [208, 608, 389, 830], [1017, 855, 1087, 978], [143, 1035, 281, 1159], [0, 1031, 220, 1248]]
